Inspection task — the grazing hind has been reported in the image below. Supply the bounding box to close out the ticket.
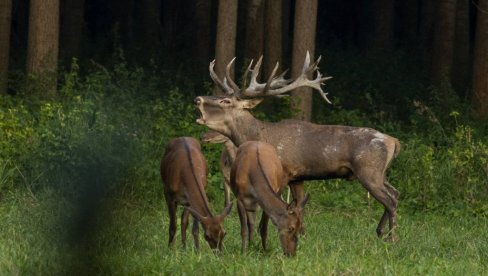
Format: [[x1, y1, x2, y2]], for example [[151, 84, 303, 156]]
[[161, 137, 232, 250]]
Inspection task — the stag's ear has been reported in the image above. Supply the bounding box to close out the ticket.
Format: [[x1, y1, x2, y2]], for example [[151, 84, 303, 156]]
[[239, 98, 263, 109], [220, 202, 233, 218], [187, 207, 209, 224], [299, 194, 310, 208]]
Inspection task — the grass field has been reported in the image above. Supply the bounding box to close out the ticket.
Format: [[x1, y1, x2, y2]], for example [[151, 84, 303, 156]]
[[1, 184, 487, 276]]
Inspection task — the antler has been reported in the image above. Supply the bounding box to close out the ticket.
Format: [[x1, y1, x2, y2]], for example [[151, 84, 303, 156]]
[[209, 51, 332, 103]]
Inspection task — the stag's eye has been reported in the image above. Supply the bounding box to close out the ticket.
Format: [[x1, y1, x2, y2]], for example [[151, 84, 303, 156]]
[[220, 99, 231, 105]]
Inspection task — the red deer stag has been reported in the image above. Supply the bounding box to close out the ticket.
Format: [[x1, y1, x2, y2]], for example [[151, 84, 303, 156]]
[[161, 137, 233, 250], [201, 131, 237, 207], [231, 141, 309, 256], [194, 52, 400, 241]]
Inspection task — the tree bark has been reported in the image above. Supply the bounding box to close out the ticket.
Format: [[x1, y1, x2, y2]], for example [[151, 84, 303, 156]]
[[214, 0, 238, 95], [430, 0, 457, 86], [110, 0, 134, 49], [263, 0, 282, 79], [60, 0, 85, 63], [418, 0, 436, 69], [0, 0, 12, 94], [472, 0, 488, 119], [244, 0, 264, 62], [398, 0, 419, 51], [26, 0, 60, 97], [193, 0, 212, 76], [452, 0, 471, 96], [291, 0, 318, 121], [137, 0, 161, 54], [370, 0, 395, 52]]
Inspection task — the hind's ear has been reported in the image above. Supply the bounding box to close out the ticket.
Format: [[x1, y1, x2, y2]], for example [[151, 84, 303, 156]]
[[220, 202, 233, 218], [299, 194, 310, 208], [187, 207, 209, 224]]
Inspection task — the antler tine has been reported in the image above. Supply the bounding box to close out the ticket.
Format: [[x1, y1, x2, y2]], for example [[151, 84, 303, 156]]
[[262, 62, 280, 92], [225, 57, 240, 93], [209, 60, 234, 95], [306, 55, 321, 75], [249, 52, 332, 103], [301, 51, 312, 75], [241, 59, 254, 89], [250, 56, 263, 88], [223, 77, 236, 95], [270, 69, 291, 88]]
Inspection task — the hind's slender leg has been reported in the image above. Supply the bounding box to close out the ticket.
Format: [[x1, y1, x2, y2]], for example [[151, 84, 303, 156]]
[[258, 211, 269, 251], [237, 200, 249, 253], [247, 210, 256, 246], [181, 208, 190, 248], [166, 200, 177, 248], [192, 217, 200, 250]]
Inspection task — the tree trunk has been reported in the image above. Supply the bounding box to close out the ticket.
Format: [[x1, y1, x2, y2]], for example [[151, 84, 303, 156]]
[[214, 0, 238, 95], [0, 0, 12, 94], [291, 0, 318, 121], [370, 0, 395, 52], [282, 0, 292, 58], [263, 0, 282, 78], [398, 0, 419, 51], [418, 0, 435, 69], [60, 0, 85, 64], [110, 0, 134, 49], [452, 0, 471, 97], [244, 0, 264, 62], [26, 0, 60, 97], [430, 0, 457, 86], [137, 0, 161, 55], [193, 0, 212, 76], [472, 0, 488, 119], [161, 0, 176, 50]]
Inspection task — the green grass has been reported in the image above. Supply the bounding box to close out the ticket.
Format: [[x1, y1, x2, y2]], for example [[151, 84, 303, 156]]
[[0, 188, 487, 275]]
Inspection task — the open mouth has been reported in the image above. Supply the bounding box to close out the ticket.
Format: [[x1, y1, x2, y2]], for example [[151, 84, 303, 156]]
[[195, 107, 205, 124]]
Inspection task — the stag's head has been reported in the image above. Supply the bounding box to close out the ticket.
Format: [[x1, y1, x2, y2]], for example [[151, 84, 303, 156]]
[[188, 203, 233, 250], [195, 52, 332, 135], [278, 194, 310, 256]]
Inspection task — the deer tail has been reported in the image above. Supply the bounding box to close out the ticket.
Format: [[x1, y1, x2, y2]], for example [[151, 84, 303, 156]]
[[393, 138, 401, 158]]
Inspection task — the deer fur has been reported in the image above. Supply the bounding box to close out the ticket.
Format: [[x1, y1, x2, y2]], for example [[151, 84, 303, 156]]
[[161, 137, 232, 250], [231, 141, 309, 256], [195, 54, 400, 241]]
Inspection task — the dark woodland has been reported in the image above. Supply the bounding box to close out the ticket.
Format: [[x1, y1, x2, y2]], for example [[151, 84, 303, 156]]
[[1, 0, 488, 274]]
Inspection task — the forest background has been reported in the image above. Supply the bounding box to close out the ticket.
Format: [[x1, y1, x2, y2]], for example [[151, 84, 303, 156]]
[[0, 0, 488, 274]]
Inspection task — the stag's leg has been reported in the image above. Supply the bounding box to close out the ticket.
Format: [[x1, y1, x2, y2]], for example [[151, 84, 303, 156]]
[[289, 181, 305, 203], [166, 200, 177, 248], [376, 180, 400, 236], [258, 211, 269, 251], [237, 200, 249, 253], [356, 169, 398, 241], [223, 178, 231, 207], [181, 208, 190, 248]]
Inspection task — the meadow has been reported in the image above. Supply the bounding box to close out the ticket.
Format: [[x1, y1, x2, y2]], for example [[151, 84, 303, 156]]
[[1, 55, 487, 274], [1, 185, 487, 275]]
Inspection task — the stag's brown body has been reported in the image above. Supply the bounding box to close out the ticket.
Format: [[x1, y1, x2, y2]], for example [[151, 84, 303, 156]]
[[161, 137, 232, 250], [231, 141, 308, 256], [195, 52, 400, 240]]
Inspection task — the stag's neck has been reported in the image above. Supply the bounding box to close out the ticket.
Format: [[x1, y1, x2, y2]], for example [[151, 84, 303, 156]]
[[229, 111, 270, 146]]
